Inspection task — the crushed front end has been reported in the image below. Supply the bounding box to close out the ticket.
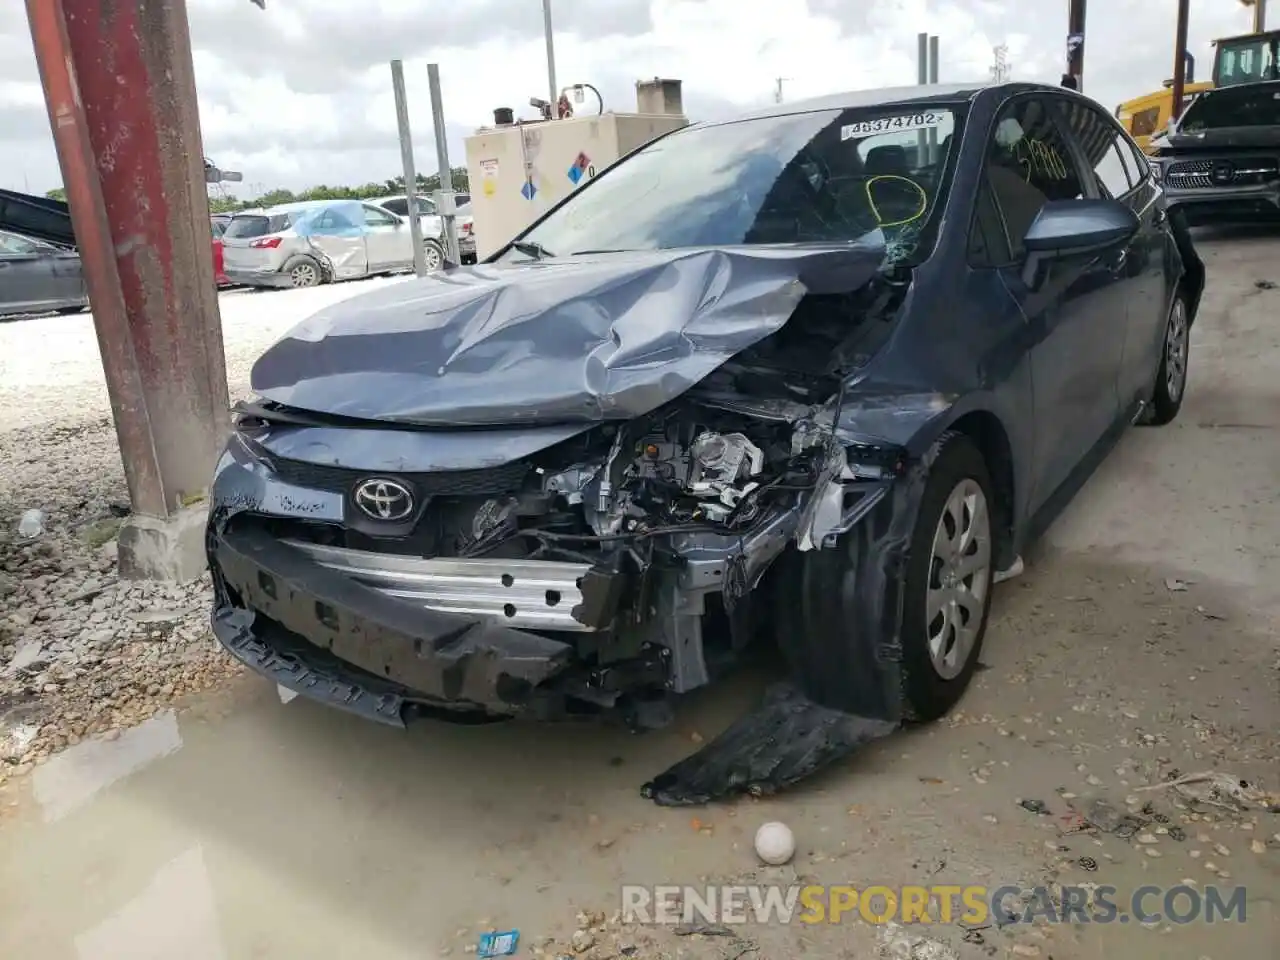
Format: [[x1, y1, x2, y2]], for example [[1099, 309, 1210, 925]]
[[206, 392, 901, 729]]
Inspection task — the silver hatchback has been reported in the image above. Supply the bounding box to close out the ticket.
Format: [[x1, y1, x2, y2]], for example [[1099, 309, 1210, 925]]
[[221, 200, 420, 289]]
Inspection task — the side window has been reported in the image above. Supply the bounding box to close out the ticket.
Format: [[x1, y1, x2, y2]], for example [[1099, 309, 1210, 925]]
[[1123, 138, 1151, 187], [363, 205, 398, 226], [982, 96, 1086, 260], [0, 232, 39, 256], [381, 198, 409, 217], [1094, 143, 1134, 198], [1060, 100, 1137, 199], [1131, 107, 1160, 137]]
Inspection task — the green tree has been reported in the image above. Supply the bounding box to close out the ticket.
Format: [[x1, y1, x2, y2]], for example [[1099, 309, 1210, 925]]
[[203, 167, 474, 216], [46, 187, 67, 201]]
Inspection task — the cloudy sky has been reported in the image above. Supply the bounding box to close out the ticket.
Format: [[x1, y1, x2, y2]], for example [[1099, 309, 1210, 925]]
[[0, 0, 1261, 197]]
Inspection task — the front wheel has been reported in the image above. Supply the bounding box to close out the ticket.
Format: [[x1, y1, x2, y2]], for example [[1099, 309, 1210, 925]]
[[774, 432, 994, 722], [422, 240, 444, 272], [1141, 293, 1190, 426], [898, 433, 995, 719]]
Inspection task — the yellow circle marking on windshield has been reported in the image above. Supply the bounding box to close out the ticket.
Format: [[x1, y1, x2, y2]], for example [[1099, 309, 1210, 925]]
[[864, 175, 928, 228]]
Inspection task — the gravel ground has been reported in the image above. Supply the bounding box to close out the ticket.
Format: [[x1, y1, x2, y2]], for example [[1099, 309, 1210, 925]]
[[0, 278, 407, 776]]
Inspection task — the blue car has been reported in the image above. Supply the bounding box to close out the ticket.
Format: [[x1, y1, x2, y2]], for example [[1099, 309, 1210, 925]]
[[206, 82, 1203, 746]]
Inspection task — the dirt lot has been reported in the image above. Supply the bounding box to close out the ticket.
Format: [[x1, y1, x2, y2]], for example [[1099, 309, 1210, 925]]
[[0, 237, 1277, 960]]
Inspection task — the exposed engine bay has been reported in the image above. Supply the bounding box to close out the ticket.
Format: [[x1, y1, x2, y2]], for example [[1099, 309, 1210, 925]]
[[464, 408, 825, 561]]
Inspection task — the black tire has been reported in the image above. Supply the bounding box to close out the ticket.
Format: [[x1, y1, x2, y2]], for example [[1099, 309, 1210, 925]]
[[898, 433, 995, 720], [774, 431, 995, 722], [1141, 292, 1190, 427], [422, 239, 444, 272], [284, 256, 323, 288]]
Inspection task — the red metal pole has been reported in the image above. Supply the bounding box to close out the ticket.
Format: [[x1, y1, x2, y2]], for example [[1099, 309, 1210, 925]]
[[26, 0, 230, 529], [25, 0, 166, 518]]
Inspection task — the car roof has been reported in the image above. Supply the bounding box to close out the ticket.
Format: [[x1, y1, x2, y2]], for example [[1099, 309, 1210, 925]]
[[237, 199, 342, 216], [704, 80, 1059, 127]]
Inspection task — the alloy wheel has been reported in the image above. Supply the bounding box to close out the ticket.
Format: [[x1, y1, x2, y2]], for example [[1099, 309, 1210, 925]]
[[290, 262, 319, 287], [1165, 298, 1189, 404], [424, 244, 443, 272], [926, 478, 992, 680]]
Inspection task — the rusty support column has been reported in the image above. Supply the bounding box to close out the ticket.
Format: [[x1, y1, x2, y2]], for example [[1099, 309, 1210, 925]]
[[27, 0, 230, 580]]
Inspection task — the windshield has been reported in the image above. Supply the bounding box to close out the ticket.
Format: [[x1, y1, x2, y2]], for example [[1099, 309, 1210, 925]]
[[512, 104, 962, 264], [1180, 83, 1280, 131], [224, 213, 293, 239], [1214, 36, 1279, 86]]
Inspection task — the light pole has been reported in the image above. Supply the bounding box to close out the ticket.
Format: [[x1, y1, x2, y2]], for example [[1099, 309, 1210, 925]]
[[1064, 0, 1086, 91], [542, 0, 557, 111], [1240, 0, 1267, 33], [1172, 0, 1190, 120]]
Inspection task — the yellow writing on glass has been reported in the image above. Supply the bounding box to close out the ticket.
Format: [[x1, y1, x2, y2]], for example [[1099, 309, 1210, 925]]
[[863, 175, 928, 228], [1013, 138, 1069, 182]]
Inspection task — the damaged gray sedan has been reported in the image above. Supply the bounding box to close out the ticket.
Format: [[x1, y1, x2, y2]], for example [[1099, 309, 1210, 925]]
[[207, 82, 1204, 784]]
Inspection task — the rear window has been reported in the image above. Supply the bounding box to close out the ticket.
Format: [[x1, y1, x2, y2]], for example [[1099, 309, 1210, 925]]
[[224, 213, 293, 239]]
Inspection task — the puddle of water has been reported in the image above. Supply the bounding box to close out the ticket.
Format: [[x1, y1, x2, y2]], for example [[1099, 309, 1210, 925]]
[[32, 710, 182, 824], [74, 846, 226, 960], [0, 670, 764, 960]]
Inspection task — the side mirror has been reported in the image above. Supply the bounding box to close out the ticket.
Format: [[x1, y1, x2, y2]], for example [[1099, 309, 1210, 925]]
[[1021, 199, 1138, 286]]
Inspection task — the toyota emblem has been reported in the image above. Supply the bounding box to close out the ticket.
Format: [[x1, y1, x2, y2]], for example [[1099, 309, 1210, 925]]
[[353, 478, 415, 521]]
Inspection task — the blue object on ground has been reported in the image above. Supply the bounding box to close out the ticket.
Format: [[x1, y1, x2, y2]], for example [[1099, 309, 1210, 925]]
[[478, 929, 520, 957]]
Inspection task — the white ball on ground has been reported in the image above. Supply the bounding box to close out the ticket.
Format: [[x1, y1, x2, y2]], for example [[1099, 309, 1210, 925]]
[[754, 821, 795, 865]]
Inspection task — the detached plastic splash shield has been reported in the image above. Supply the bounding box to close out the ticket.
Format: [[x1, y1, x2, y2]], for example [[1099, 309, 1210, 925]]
[[640, 447, 936, 806], [640, 683, 898, 806]]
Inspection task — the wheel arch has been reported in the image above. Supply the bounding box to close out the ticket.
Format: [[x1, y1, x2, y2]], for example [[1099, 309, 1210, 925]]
[[1167, 205, 1205, 323], [941, 409, 1017, 569], [281, 252, 330, 284]]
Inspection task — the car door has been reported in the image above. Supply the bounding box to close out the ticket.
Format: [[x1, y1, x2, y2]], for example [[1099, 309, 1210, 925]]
[[0, 231, 59, 314], [47, 245, 87, 305], [981, 94, 1129, 514], [1057, 98, 1167, 414], [1117, 134, 1173, 410], [305, 207, 368, 279], [360, 204, 409, 271]]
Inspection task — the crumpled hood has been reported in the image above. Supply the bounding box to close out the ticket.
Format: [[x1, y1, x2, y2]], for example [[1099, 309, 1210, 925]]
[[250, 241, 887, 427]]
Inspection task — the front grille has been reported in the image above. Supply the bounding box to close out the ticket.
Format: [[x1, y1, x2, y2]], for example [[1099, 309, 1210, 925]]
[[1166, 159, 1214, 189], [1166, 156, 1280, 190], [269, 456, 531, 497]]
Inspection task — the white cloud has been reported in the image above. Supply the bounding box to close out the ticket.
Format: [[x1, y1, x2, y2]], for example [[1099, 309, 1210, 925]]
[[0, 0, 1266, 197]]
